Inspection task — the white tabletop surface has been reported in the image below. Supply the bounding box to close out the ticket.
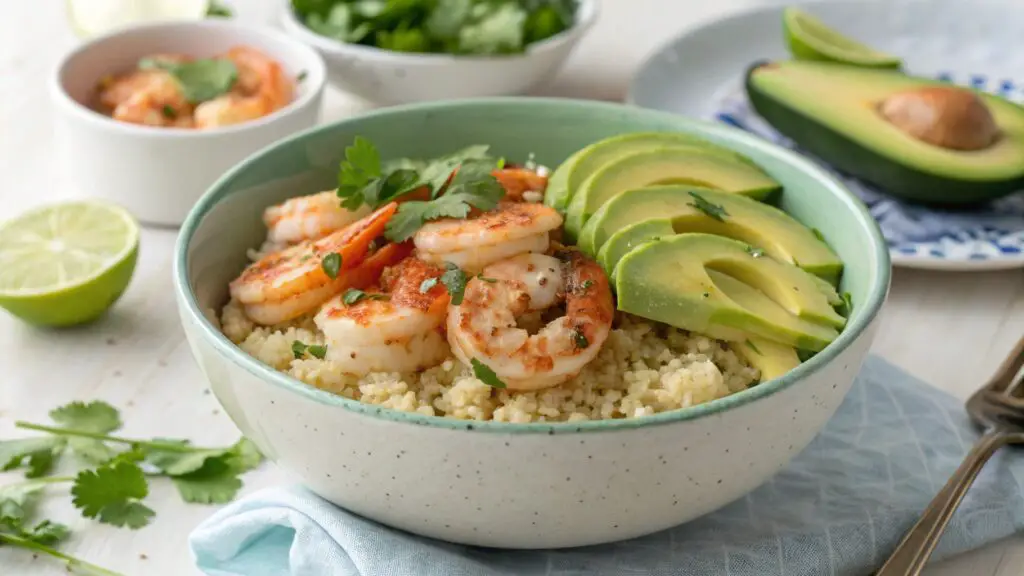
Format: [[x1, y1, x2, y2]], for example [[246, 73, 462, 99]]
[[2, 1, 1024, 574]]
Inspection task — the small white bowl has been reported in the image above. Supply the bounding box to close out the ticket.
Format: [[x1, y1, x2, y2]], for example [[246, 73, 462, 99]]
[[279, 0, 598, 105], [52, 20, 327, 227]]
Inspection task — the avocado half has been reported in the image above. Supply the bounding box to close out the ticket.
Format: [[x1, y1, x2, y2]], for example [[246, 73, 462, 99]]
[[745, 60, 1024, 205]]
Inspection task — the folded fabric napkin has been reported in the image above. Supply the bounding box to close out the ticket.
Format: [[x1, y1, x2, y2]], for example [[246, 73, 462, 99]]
[[190, 356, 1024, 576], [712, 72, 1024, 261]]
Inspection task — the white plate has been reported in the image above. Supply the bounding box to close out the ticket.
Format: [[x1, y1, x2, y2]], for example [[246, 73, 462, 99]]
[[627, 0, 1024, 271]]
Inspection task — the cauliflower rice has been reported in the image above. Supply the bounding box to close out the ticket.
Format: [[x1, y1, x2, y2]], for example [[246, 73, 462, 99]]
[[219, 300, 760, 422]]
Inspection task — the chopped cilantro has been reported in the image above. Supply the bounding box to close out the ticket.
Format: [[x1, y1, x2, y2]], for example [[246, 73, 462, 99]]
[[296, 70, 308, 83], [293, 0, 577, 55], [161, 105, 176, 119], [745, 340, 762, 355], [580, 279, 594, 290], [292, 341, 328, 359], [291, 340, 308, 359], [476, 274, 497, 283], [342, 288, 389, 306], [470, 358, 506, 388], [746, 245, 765, 258], [688, 191, 728, 222], [307, 345, 328, 359], [440, 263, 469, 305], [206, 1, 233, 17], [321, 252, 342, 279], [572, 328, 588, 349]]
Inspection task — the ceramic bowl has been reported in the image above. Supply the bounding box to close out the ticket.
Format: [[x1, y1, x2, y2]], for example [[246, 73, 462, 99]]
[[174, 98, 890, 549], [278, 0, 597, 105], [52, 20, 327, 227]]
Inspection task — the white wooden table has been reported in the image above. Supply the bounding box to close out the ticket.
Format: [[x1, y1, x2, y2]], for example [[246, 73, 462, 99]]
[[2, 1, 1023, 574]]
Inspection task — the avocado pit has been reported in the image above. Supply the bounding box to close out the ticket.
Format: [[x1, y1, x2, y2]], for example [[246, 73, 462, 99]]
[[878, 86, 1000, 151]]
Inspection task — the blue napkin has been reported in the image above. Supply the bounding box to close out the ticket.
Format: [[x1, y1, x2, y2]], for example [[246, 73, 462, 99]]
[[712, 72, 1024, 262], [189, 356, 1024, 576]]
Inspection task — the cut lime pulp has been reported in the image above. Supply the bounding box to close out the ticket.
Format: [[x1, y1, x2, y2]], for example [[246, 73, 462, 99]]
[[0, 200, 139, 327], [66, 0, 211, 39], [783, 6, 902, 69]]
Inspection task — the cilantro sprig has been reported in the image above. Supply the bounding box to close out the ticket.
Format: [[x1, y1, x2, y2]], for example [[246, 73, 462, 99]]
[[336, 137, 506, 242], [0, 401, 264, 574], [688, 191, 728, 222], [471, 358, 507, 389]]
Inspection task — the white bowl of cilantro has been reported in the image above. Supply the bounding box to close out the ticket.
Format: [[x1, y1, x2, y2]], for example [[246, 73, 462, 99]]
[[52, 19, 327, 227], [280, 0, 597, 104]]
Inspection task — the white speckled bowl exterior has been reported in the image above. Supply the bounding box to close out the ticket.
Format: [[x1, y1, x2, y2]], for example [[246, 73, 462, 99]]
[[278, 1, 598, 105], [174, 98, 890, 549]]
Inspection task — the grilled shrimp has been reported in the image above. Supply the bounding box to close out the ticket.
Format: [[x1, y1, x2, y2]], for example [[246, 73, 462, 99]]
[[447, 249, 614, 391], [263, 191, 372, 245], [492, 168, 548, 201], [315, 257, 451, 375], [100, 56, 194, 128], [413, 202, 562, 273], [229, 203, 397, 325], [194, 46, 294, 129]]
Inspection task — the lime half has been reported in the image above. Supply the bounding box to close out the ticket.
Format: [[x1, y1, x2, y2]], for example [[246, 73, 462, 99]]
[[0, 201, 139, 327], [66, 0, 211, 39], [783, 7, 902, 68]]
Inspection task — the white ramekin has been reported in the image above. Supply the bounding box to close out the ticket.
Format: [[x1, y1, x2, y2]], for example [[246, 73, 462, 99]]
[[52, 19, 327, 227]]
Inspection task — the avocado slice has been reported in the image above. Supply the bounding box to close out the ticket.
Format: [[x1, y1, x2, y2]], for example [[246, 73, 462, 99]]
[[729, 337, 801, 382], [615, 233, 845, 351], [746, 60, 1024, 205], [544, 132, 758, 213], [563, 147, 781, 240], [579, 185, 842, 285]]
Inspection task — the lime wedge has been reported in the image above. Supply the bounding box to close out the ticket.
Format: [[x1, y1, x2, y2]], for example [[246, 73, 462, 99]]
[[783, 6, 902, 68], [66, 0, 211, 39], [0, 201, 139, 327]]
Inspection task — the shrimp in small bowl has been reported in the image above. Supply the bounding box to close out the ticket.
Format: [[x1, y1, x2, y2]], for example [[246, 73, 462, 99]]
[[175, 99, 888, 551], [53, 20, 326, 226]]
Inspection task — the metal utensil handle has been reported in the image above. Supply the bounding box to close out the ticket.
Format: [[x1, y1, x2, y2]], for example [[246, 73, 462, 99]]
[[875, 430, 1010, 575]]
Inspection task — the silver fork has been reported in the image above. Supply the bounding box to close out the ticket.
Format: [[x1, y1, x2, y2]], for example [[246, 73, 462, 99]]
[[876, 335, 1024, 575]]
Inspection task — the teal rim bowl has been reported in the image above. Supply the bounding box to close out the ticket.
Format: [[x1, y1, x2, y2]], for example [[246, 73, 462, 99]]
[[173, 97, 891, 435]]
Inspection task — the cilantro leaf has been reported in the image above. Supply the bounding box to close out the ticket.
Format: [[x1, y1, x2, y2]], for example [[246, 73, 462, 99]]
[[307, 344, 328, 360], [139, 58, 238, 103], [144, 443, 229, 477], [321, 252, 342, 279], [746, 245, 765, 258], [223, 438, 263, 474], [572, 327, 589, 349], [71, 461, 154, 529], [439, 263, 469, 305], [0, 479, 53, 528], [342, 288, 389, 306], [337, 136, 384, 210], [0, 437, 64, 478], [19, 520, 69, 546], [49, 401, 121, 432], [688, 191, 728, 222], [171, 458, 243, 504], [425, 0, 473, 39], [471, 358, 506, 388], [206, 1, 233, 17], [49, 401, 122, 464], [418, 145, 491, 198]]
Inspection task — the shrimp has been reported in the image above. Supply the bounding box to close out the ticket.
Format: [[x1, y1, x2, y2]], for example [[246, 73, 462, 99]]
[[194, 46, 294, 129], [229, 203, 397, 326], [315, 257, 451, 375], [492, 168, 548, 201], [263, 191, 372, 245], [101, 64, 194, 128], [447, 249, 615, 391], [413, 202, 562, 273]]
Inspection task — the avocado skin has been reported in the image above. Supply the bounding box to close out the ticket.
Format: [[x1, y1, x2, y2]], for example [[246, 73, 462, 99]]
[[744, 60, 1024, 206]]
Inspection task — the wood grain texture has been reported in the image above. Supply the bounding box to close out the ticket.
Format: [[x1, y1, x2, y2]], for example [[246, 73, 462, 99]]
[[1, 0, 1022, 574]]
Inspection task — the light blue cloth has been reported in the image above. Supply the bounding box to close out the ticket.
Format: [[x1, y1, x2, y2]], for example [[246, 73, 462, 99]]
[[189, 356, 1024, 576]]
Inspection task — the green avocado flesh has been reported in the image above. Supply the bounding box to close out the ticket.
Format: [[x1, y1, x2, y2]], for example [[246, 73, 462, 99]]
[[729, 337, 801, 382], [578, 185, 843, 285], [614, 233, 845, 351], [563, 147, 781, 240], [746, 60, 1024, 205], [543, 132, 757, 213]]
